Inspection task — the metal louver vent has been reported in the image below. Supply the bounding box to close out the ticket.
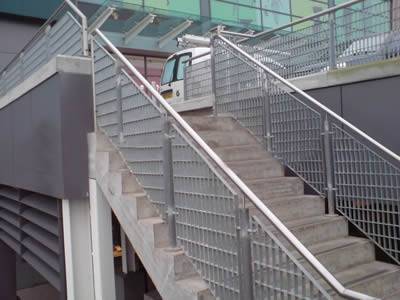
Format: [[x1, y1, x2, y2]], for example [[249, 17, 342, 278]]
[[0, 185, 65, 292]]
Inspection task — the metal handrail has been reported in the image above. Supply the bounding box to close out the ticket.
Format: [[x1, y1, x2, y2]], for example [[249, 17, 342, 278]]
[[221, 0, 365, 41], [0, 0, 88, 76], [94, 28, 377, 300]]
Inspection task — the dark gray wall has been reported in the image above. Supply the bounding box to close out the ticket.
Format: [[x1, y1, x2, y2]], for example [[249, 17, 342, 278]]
[[305, 76, 400, 156], [0, 17, 41, 71], [0, 72, 93, 199]]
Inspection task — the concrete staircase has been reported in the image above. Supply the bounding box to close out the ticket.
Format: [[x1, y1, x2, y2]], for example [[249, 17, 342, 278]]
[[95, 130, 215, 300], [185, 115, 400, 300]]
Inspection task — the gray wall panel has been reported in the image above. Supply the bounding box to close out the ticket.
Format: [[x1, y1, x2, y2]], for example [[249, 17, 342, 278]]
[[341, 77, 400, 154], [0, 104, 15, 187], [0, 71, 93, 199], [303, 76, 400, 156]]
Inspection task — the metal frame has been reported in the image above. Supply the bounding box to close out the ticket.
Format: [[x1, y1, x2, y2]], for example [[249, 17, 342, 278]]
[[124, 13, 156, 44]]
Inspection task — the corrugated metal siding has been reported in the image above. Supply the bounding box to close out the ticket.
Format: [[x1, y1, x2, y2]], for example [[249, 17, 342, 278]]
[[0, 185, 65, 292]]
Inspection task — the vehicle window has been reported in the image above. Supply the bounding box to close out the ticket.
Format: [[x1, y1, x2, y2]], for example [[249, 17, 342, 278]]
[[161, 58, 176, 85], [176, 54, 191, 81]]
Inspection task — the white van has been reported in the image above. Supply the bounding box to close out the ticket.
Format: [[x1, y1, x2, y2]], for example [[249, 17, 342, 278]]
[[160, 47, 210, 104]]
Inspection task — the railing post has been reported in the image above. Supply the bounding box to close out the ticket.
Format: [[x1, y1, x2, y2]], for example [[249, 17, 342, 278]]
[[163, 117, 177, 248], [262, 76, 272, 152], [210, 38, 218, 117], [45, 25, 52, 61], [19, 52, 25, 84], [323, 115, 335, 215], [328, 0, 337, 70], [115, 63, 124, 144], [236, 201, 254, 300]]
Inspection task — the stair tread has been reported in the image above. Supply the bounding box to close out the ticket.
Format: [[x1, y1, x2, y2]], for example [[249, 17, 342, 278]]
[[307, 236, 372, 256], [333, 261, 400, 290], [247, 176, 301, 184], [227, 158, 278, 166]]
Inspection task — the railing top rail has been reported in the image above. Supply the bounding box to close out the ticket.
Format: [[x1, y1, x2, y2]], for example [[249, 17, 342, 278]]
[[215, 34, 400, 164], [185, 51, 211, 63], [0, 0, 88, 76], [226, 0, 365, 42], [94, 28, 377, 300]]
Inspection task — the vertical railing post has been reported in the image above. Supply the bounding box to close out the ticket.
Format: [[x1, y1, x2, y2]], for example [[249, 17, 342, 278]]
[[262, 76, 272, 152], [323, 114, 335, 215], [45, 25, 52, 61], [183, 65, 188, 101], [236, 198, 254, 300], [328, 0, 337, 70], [115, 62, 124, 144], [19, 52, 25, 84], [163, 116, 177, 248], [210, 37, 218, 117]]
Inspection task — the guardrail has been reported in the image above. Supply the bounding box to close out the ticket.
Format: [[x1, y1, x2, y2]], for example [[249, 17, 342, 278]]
[[0, 0, 88, 96], [92, 26, 376, 299], [213, 32, 400, 277], [183, 53, 213, 101], [230, 0, 398, 79]]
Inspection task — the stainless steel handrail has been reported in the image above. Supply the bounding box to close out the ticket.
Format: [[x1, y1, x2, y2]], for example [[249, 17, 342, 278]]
[[94, 28, 377, 300], [0, 0, 88, 76], [221, 0, 364, 41]]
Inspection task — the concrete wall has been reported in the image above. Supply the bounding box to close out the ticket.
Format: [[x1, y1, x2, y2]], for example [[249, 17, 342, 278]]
[[0, 16, 41, 71]]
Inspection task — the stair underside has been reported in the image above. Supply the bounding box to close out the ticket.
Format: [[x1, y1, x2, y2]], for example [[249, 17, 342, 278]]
[[185, 115, 400, 299]]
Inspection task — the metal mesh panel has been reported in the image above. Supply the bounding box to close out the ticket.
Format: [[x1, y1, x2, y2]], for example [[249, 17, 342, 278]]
[[214, 38, 326, 194], [269, 87, 325, 194], [250, 216, 330, 300], [184, 60, 212, 100], [93, 39, 165, 212], [120, 72, 164, 209], [214, 40, 265, 138], [244, 0, 395, 80], [332, 124, 400, 262], [172, 125, 240, 299], [0, 12, 83, 95]]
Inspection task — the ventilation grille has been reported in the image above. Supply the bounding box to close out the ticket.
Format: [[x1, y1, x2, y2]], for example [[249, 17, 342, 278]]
[[0, 185, 65, 291]]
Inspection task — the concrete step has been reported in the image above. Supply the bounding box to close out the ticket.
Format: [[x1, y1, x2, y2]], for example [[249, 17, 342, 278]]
[[328, 261, 400, 299], [246, 177, 304, 199], [185, 116, 238, 132], [213, 144, 272, 162], [249, 195, 325, 222], [122, 193, 159, 220], [198, 130, 259, 148], [108, 169, 143, 196], [257, 215, 348, 248], [299, 237, 375, 278], [227, 158, 284, 180], [139, 217, 169, 249]]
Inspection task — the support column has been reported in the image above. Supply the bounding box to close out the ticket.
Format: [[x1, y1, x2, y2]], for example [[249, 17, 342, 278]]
[[0, 241, 16, 300], [62, 198, 95, 300], [90, 181, 117, 300]]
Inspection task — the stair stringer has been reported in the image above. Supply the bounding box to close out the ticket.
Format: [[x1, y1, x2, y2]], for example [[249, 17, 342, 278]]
[[95, 130, 215, 300]]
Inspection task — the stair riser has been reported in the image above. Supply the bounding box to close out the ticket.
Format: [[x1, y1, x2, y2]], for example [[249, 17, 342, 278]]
[[252, 197, 325, 222], [255, 218, 348, 250], [230, 162, 284, 180], [332, 270, 400, 299], [249, 180, 304, 199], [214, 147, 270, 162], [200, 132, 258, 148], [303, 242, 375, 279], [186, 117, 238, 132]]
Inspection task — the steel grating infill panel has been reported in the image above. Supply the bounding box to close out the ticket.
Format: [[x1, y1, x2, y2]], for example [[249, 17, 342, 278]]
[[0, 185, 65, 292]]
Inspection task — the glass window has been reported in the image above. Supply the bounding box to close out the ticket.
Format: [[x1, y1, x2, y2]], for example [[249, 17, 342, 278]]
[[177, 54, 191, 81], [211, 0, 262, 28], [261, 0, 290, 14], [161, 58, 176, 85]]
